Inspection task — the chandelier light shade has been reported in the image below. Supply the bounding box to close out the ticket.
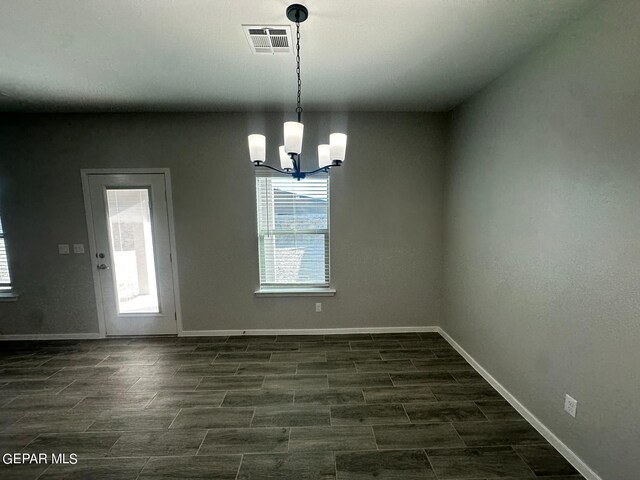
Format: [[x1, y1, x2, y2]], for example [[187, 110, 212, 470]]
[[279, 146, 294, 170], [248, 134, 266, 164], [248, 4, 347, 180], [330, 133, 347, 164], [318, 144, 331, 168], [283, 121, 304, 154]]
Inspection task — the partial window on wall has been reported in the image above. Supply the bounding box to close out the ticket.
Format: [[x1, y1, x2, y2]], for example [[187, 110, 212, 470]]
[[256, 175, 330, 289], [0, 215, 12, 292]]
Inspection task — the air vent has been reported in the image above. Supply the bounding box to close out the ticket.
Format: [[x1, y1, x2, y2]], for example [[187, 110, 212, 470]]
[[243, 25, 292, 55]]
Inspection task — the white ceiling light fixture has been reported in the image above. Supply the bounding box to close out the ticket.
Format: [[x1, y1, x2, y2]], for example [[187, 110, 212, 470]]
[[247, 4, 347, 180]]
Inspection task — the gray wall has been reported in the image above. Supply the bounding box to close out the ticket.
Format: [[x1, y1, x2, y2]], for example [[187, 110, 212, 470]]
[[442, 1, 640, 479], [0, 112, 446, 334]]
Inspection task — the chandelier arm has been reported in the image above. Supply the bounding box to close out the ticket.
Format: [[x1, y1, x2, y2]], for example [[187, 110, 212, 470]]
[[301, 166, 331, 176], [254, 164, 292, 175]]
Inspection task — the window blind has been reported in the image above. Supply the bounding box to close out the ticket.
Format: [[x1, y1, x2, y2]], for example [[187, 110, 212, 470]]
[[0, 216, 11, 290], [256, 175, 329, 287]]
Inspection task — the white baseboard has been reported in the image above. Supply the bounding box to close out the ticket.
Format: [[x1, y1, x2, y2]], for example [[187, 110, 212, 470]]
[[438, 328, 602, 480], [0, 326, 439, 340], [179, 326, 440, 337], [0, 333, 103, 341]]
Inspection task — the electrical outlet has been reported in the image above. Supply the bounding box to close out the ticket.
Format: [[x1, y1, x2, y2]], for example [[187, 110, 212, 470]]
[[564, 394, 577, 418], [58, 244, 70, 255], [315, 302, 322, 313], [73, 244, 85, 254]]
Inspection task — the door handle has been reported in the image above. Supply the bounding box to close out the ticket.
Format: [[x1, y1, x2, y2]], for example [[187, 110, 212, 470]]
[[97, 264, 110, 270]]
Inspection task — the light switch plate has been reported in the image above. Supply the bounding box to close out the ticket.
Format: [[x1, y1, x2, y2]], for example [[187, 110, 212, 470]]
[[73, 244, 85, 254], [58, 244, 70, 255], [564, 394, 577, 418]]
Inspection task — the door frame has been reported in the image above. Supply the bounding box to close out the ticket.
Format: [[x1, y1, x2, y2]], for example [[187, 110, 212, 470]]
[[81, 168, 183, 337]]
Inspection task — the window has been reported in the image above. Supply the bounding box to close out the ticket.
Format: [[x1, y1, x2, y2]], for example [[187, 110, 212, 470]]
[[0, 215, 12, 292], [256, 175, 330, 290]]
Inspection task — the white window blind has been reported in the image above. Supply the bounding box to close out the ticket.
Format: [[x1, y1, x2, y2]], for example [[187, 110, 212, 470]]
[[256, 175, 329, 287], [0, 215, 12, 291]]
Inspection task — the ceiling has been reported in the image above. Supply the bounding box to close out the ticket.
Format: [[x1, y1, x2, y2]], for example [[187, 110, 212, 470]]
[[0, 0, 596, 112]]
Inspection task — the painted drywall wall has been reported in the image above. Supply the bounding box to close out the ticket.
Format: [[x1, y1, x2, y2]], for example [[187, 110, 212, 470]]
[[0, 112, 445, 334], [442, 1, 640, 478]]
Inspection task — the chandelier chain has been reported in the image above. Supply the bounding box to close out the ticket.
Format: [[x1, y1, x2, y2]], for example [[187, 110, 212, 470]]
[[295, 21, 302, 122]]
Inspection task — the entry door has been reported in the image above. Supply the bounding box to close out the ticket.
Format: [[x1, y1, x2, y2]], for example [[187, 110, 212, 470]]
[[87, 173, 177, 335]]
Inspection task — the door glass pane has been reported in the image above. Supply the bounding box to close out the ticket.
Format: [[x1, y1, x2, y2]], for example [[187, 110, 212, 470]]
[[106, 189, 159, 313]]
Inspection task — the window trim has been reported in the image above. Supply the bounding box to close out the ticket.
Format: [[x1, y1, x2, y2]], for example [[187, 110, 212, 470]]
[[255, 174, 332, 294], [0, 292, 19, 301], [255, 287, 336, 297]]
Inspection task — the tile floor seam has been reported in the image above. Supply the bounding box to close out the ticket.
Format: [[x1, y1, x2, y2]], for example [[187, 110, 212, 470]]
[[193, 375, 205, 391], [194, 428, 209, 456], [387, 372, 395, 387], [512, 446, 540, 478], [44, 369, 62, 380], [331, 450, 339, 478], [219, 390, 229, 407], [418, 447, 439, 480], [126, 377, 145, 393], [400, 403, 412, 424], [471, 401, 491, 421], [165, 407, 182, 429], [448, 420, 469, 447], [371, 424, 380, 451], [83, 416, 99, 433], [234, 453, 244, 480], [65, 394, 88, 410], [142, 391, 159, 409], [134, 455, 152, 480]]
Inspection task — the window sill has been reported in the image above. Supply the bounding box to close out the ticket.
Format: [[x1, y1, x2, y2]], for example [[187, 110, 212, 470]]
[[0, 292, 19, 302], [255, 287, 336, 297]]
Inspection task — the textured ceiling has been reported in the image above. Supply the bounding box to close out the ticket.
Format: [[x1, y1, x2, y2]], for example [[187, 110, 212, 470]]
[[0, 0, 596, 112]]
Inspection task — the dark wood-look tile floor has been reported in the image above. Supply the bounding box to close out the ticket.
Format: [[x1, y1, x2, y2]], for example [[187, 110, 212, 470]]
[[0, 332, 585, 479]]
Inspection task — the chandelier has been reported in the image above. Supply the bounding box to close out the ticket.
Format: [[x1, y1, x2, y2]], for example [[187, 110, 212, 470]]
[[248, 4, 347, 180]]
